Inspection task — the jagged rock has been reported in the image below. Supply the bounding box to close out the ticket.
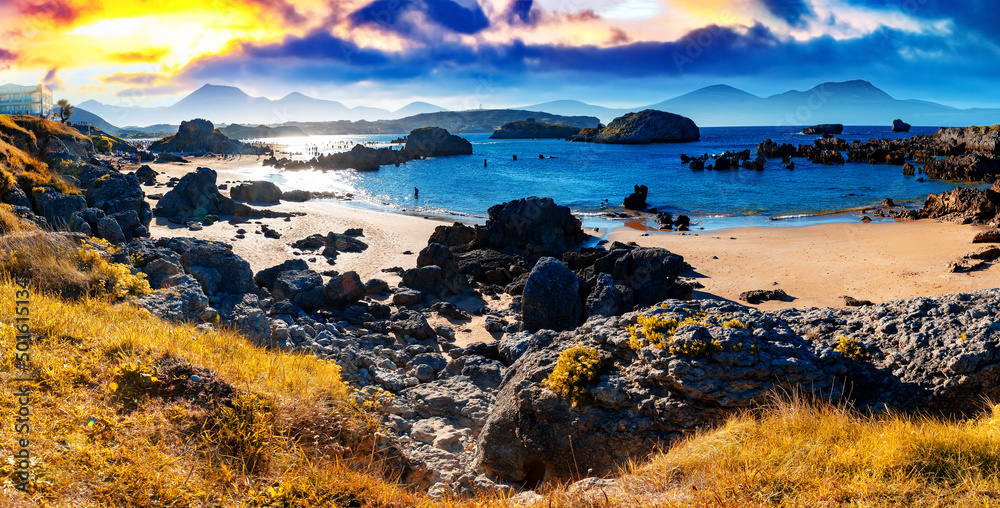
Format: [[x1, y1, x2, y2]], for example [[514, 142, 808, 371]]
[[134, 165, 158, 185], [923, 154, 1000, 183], [96, 216, 126, 244], [273, 270, 326, 313], [215, 293, 270, 342], [590, 247, 689, 308], [138, 274, 212, 323], [81, 167, 151, 237], [393, 289, 424, 307], [230, 181, 282, 204], [390, 310, 437, 340], [417, 243, 457, 271], [159, 237, 256, 297], [892, 119, 912, 133], [522, 257, 582, 333], [622, 185, 648, 211], [33, 188, 86, 227], [479, 197, 585, 254], [914, 184, 1000, 227], [757, 139, 797, 158], [253, 259, 309, 291], [429, 222, 477, 247], [973, 230, 1000, 243], [814, 150, 846, 165], [585, 273, 622, 318], [568, 109, 699, 144], [739, 289, 789, 304], [154, 167, 235, 220]]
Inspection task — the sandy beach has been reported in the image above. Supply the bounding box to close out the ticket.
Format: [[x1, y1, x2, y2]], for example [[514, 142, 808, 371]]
[[134, 157, 998, 338]]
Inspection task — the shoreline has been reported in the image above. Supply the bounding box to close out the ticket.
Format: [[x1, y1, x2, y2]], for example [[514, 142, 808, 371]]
[[134, 156, 997, 316]]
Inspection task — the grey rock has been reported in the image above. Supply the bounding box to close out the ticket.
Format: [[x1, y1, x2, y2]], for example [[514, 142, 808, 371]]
[[522, 257, 582, 332], [96, 216, 126, 244]]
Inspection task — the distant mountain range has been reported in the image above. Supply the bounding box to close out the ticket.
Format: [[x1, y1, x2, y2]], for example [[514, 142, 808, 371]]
[[77, 84, 447, 128], [523, 80, 1000, 126], [74, 80, 1000, 132]]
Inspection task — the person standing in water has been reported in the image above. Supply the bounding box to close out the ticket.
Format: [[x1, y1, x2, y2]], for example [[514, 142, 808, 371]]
[[414, 187, 419, 199]]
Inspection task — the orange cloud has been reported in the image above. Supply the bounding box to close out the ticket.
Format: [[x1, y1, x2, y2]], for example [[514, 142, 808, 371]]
[[110, 48, 172, 63]]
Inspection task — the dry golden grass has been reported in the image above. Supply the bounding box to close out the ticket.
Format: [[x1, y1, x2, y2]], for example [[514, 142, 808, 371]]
[[0, 215, 150, 299], [0, 115, 82, 194]]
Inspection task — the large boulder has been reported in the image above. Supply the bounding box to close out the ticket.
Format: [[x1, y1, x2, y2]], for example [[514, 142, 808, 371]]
[[568, 109, 699, 144], [892, 119, 912, 133], [590, 247, 689, 309], [254, 259, 309, 291], [154, 167, 236, 220], [521, 257, 582, 333], [478, 197, 585, 254], [158, 237, 256, 296], [910, 184, 1000, 227], [473, 300, 841, 485], [405, 127, 473, 158], [325, 271, 366, 307], [272, 270, 326, 313], [230, 181, 282, 204], [80, 167, 151, 238], [138, 274, 213, 323]]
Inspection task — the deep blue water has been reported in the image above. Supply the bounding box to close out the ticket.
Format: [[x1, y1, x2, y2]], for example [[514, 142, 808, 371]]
[[234, 126, 987, 230]]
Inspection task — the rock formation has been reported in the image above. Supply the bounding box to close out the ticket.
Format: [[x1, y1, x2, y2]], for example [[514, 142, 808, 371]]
[[489, 119, 582, 139], [802, 124, 844, 135], [892, 119, 912, 132], [568, 110, 699, 144]]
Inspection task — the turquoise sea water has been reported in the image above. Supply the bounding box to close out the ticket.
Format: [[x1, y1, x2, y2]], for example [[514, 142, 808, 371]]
[[230, 126, 988, 230]]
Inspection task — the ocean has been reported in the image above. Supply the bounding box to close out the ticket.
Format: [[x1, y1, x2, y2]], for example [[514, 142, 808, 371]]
[[228, 126, 989, 230]]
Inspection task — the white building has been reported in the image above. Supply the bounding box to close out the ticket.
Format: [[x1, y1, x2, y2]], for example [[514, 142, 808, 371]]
[[0, 83, 54, 116]]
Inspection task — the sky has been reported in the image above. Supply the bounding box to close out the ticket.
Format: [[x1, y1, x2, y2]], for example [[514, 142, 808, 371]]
[[0, 0, 998, 110]]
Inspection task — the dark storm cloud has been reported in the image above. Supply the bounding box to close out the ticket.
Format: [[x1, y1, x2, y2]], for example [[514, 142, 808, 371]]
[[350, 0, 490, 35]]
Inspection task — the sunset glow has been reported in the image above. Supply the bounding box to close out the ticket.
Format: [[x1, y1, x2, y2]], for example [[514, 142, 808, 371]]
[[0, 0, 997, 109]]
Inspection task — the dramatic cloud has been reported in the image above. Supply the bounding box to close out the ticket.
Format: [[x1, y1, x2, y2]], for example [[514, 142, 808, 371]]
[[19, 0, 80, 24], [759, 0, 812, 27], [350, 0, 491, 36]]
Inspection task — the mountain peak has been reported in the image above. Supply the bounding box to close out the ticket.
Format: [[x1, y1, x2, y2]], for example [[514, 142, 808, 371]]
[[186, 84, 253, 100], [809, 79, 893, 99]]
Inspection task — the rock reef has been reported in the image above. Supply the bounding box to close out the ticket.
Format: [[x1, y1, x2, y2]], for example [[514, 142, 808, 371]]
[[569, 109, 699, 144]]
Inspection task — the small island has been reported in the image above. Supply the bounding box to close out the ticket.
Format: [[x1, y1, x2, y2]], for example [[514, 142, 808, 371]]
[[567, 109, 700, 144], [802, 123, 844, 135], [489, 118, 583, 139]]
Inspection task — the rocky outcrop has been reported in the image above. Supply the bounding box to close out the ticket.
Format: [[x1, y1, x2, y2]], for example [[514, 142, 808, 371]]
[[32, 188, 86, 228], [756, 139, 797, 159], [922, 154, 1000, 183], [901, 183, 1000, 227], [150, 119, 256, 156], [154, 167, 293, 221], [405, 127, 473, 157], [622, 185, 648, 210], [932, 126, 1000, 154], [478, 197, 585, 255], [568, 110, 699, 144], [802, 124, 844, 135], [892, 119, 911, 132], [79, 165, 152, 239], [268, 144, 408, 172], [474, 287, 1000, 485], [489, 119, 581, 139], [230, 181, 282, 204], [473, 300, 842, 484]]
